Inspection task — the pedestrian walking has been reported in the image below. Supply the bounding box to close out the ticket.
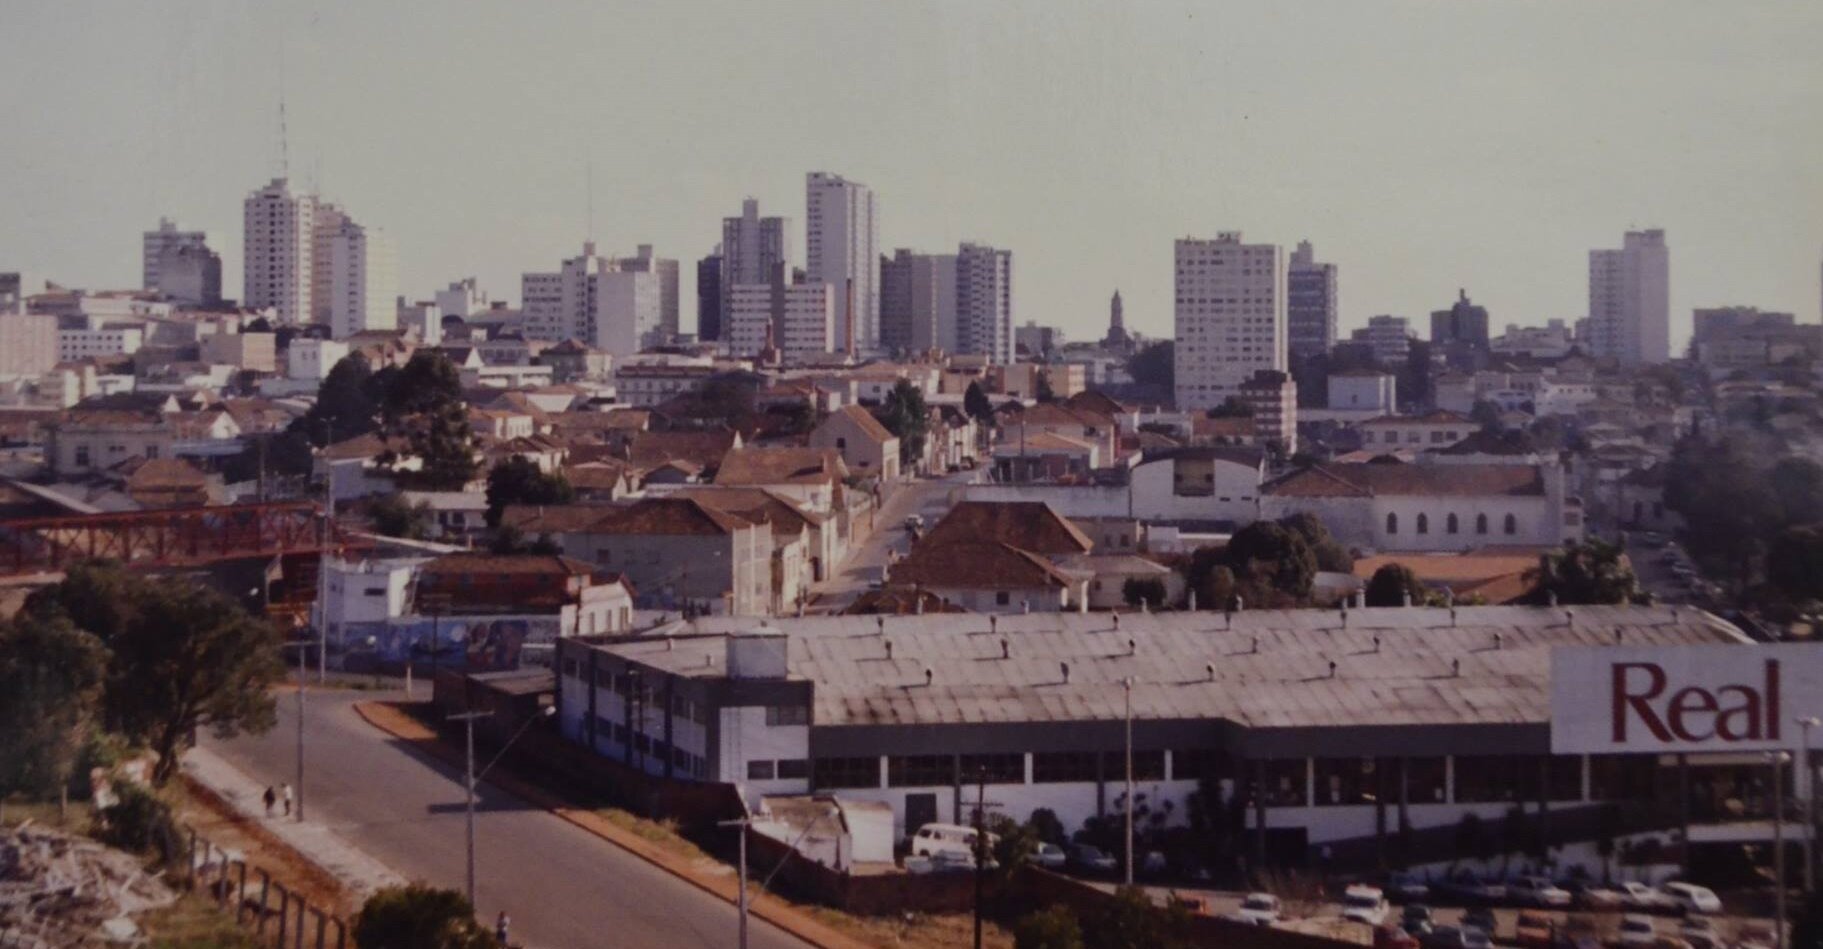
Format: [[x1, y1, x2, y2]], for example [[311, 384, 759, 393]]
[[494, 911, 510, 946], [262, 786, 276, 816], [281, 783, 293, 817]]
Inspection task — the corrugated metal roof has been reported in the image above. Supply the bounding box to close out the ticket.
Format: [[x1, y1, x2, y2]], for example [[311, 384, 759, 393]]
[[596, 606, 1746, 731]]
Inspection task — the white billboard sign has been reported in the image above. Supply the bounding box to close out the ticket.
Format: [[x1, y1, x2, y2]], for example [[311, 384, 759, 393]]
[[1551, 644, 1823, 754]]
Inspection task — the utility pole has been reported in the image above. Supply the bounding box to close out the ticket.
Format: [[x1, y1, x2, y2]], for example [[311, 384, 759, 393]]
[[449, 710, 490, 909], [1124, 677, 1135, 887], [1773, 750, 1790, 949], [718, 817, 751, 949], [1800, 717, 1821, 894], [966, 769, 1003, 949], [317, 418, 334, 684], [279, 641, 309, 822]]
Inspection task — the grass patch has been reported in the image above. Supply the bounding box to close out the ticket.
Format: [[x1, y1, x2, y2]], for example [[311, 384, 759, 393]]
[[804, 906, 1016, 949], [0, 797, 94, 830], [142, 891, 262, 949], [596, 808, 715, 862]]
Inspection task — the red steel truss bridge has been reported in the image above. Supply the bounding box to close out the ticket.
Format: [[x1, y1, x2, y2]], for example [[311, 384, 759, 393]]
[[0, 502, 342, 576]]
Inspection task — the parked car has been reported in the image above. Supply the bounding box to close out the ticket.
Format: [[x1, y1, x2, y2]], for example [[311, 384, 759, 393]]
[[1375, 925, 1422, 949], [1435, 873, 1497, 905], [1735, 923, 1776, 949], [1422, 924, 1481, 949], [1066, 843, 1116, 875], [1137, 850, 1168, 876], [1400, 904, 1435, 929], [902, 514, 924, 531], [1659, 882, 1722, 915], [1562, 879, 1626, 911], [1509, 876, 1573, 908], [1617, 882, 1681, 913], [1616, 914, 1659, 947], [1386, 872, 1431, 904], [910, 823, 993, 862], [1514, 911, 1555, 949], [1030, 841, 1066, 870], [1343, 885, 1392, 927], [1230, 892, 1283, 926]]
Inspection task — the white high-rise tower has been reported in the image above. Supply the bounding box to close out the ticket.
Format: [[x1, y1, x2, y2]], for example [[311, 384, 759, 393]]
[[325, 219, 397, 338], [805, 172, 877, 355], [956, 242, 1013, 364], [1173, 232, 1286, 411], [242, 178, 315, 323], [1587, 229, 1670, 366]]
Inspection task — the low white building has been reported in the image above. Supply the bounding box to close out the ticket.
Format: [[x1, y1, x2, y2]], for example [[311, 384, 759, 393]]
[[1328, 370, 1396, 415], [288, 338, 351, 381], [1261, 459, 1583, 553]]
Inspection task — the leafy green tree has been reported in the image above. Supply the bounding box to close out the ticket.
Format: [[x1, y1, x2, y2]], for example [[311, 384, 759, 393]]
[[1664, 434, 1785, 593], [964, 381, 994, 422], [1770, 525, 1823, 601], [878, 380, 929, 466], [29, 563, 285, 785], [1206, 397, 1253, 419], [1014, 906, 1085, 949], [1122, 577, 1167, 609], [370, 494, 434, 540], [1078, 886, 1188, 949], [1224, 520, 1317, 602], [0, 613, 107, 803], [384, 351, 465, 423], [1183, 549, 1236, 610], [1035, 369, 1057, 403], [486, 524, 561, 556], [353, 884, 498, 949], [1276, 512, 1353, 573], [1365, 563, 1426, 607], [1526, 539, 1644, 605], [484, 457, 574, 527], [95, 783, 188, 868], [1400, 338, 1433, 409], [1027, 808, 1067, 846], [1126, 341, 1174, 396], [1453, 812, 1488, 872], [1470, 400, 1502, 431], [408, 403, 480, 490], [301, 353, 381, 446]]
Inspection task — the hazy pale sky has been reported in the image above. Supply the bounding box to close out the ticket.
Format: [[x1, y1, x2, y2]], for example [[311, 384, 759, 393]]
[[3, 1, 1821, 347]]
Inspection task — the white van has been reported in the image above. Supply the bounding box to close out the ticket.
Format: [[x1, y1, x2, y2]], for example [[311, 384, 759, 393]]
[[910, 823, 994, 861]]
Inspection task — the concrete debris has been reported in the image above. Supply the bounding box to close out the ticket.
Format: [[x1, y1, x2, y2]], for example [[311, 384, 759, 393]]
[[0, 821, 179, 948]]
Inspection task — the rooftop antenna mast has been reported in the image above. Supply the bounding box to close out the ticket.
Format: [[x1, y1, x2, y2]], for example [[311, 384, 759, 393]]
[[586, 160, 595, 243], [277, 43, 290, 181]]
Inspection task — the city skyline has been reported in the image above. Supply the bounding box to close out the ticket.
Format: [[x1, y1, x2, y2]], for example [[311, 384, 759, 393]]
[[2, 1, 1821, 348]]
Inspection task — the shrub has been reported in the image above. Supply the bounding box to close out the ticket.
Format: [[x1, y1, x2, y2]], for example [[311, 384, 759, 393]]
[[95, 783, 186, 868]]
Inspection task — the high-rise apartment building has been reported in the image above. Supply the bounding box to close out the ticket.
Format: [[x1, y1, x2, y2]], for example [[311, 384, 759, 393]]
[[1353, 315, 1413, 364], [308, 203, 349, 325], [1587, 229, 1670, 366], [726, 267, 835, 362], [521, 242, 661, 356], [1286, 240, 1337, 360], [156, 245, 223, 308], [434, 278, 488, 319], [616, 244, 679, 343], [696, 252, 723, 341], [1173, 233, 1285, 411], [143, 218, 215, 298], [1430, 289, 1490, 370], [721, 199, 788, 313], [324, 220, 398, 338], [242, 178, 315, 323], [805, 172, 877, 354], [879, 249, 956, 353], [956, 242, 1013, 364]]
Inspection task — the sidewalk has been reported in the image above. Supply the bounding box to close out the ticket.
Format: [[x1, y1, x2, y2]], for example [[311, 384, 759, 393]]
[[182, 745, 405, 901]]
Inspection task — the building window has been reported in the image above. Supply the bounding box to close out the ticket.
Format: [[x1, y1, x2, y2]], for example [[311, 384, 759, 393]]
[[1504, 513, 1518, 535], [1173, 749, 1232, 782], [1589, 755, 1658, 801], [1476, 513, 1488, 534], [1446, 513, 1459, 534], [1405, 757, 1448, 803], [561, 659, 579, 679], [1314, 757, 1385, 806], [765, 705, 809, 727], [888, 755, 954, 788], [1101, 750, 1165, 782], [1250, 759, 1309, 807], [1385, 513, 1398, 534], [995, 591, 1010, 606], [959, 753, 1025, 784], [1416, 513, 1429, 535], [814, 757, 879, 790], [777, 759, 809, 780], [747, 760, 776, 781], [1032, 752, 1098, 783]]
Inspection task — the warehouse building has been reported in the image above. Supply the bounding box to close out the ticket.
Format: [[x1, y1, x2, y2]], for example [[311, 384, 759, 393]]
[[553, 606, 1752, 864]]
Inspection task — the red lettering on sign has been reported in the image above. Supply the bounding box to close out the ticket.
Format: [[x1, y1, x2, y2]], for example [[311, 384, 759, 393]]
[[1609, 659, 1782, 745]]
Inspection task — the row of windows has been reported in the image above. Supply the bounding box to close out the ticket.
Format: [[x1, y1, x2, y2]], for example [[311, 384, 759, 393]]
[[1386, 512, 1517, 536], [747, 759, 809, 781]]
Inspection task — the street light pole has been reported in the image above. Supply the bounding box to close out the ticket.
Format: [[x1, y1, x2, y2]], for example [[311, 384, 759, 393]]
[[716, 817, 751, 949], [1773, 750, 1790, 949], [1124, 677, 1135, 888], [1800, 717, 1820, 894], [447, 706, 555, 912], [279, 640, 308, 823]]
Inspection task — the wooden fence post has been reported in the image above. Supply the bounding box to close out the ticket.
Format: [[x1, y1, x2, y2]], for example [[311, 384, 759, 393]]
[[236, 862, 249, 923], [335, 918, 347, 949], [186, 829, 199, 890], [294, 896, 307, 949], [257, 871, 272, 938], [275, 885, 290, 946], [314, 908, 328, 949]]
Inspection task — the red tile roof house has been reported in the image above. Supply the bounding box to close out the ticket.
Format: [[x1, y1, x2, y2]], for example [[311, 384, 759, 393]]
[[807, 405, 900, 482], [503, 497, 775, 616], [887, 501, 1095, 613]]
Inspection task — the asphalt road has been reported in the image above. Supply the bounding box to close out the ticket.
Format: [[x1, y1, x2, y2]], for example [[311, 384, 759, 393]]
[[204, 690, 811, 949], [806, 470, 980, 612]]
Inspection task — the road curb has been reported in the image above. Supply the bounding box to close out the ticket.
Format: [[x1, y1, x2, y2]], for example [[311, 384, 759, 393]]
[[351, 700, 870, 949]]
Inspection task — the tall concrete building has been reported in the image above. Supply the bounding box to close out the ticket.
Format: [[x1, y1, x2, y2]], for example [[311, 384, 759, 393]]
[[726, 265, 836, 362], [143, 218, 217, 301], [242, 178, 315, 323], [956, 242, 1013, 364], [879, 249, 956, 353], [697, 251, 723, 342], [1286, 240, 1337, 360], [1173, 233, 1285, 411], [721, 199, 788, 313], [617, 244, 679, 343], [522, 242, 661, 357], [308, 203, 349, 325], [1103, 289, 1131, 349], [1353, 315, 1413, 364], [805, 172, 877, 354], [1430, 289, 1490, 370], [324, 220, 398, 338], [156, 244, 223, 308], [433, 278, 488, 319], [1587, 229, 1670, 366]]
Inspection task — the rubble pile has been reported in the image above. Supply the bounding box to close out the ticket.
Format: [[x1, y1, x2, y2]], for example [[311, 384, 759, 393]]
[[0, 821, 179, 947]]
